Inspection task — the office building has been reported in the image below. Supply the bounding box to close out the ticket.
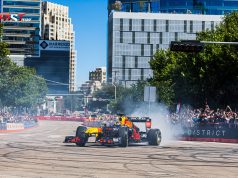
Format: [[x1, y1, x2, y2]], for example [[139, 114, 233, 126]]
[[80, 81, 102, 95], [41, 1, 77, 92], [0, 0, 41, 56], [89, 67, 106, 84], [108, 0, 238, 15], [25, 40, 70, 94], [108, 12, 222, 86]]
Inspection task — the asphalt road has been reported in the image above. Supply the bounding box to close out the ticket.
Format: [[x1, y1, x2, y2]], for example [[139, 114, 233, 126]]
[[0, 121, 238, 178]]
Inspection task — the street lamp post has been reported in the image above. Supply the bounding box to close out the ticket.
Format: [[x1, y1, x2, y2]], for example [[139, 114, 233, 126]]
[[112, 83, 117, 101], [108, 76, 117, 101]]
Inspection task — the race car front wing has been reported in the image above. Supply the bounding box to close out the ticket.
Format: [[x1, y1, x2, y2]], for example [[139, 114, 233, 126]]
[[64, 136, 81, 143]]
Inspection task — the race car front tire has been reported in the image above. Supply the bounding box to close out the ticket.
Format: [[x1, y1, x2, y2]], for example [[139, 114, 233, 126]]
[[119, 127, 128, 147], [75, 126, 88, 147], [148, 129, 161, 146]]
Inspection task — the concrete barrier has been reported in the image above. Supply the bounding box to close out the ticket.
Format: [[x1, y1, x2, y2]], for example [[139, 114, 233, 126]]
[[0, 121, 38, 133], [6, 123, 24, 130], [182, 125, 238, 143]]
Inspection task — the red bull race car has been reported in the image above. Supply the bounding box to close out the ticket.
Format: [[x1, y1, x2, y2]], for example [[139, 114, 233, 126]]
[[64, 116, 161, 147]]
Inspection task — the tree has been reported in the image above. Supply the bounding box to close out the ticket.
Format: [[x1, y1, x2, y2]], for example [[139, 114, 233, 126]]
[[0, 24, 48, 109], [149, 49, 177, 106], [150, 12, 238, 109], [88, 84, 117, 112], [90, 81, 148, 114], [0, 59, 48, 108], [0, 24, 9, 59], [112, 1, 122, 11], [63, 91, 84, 112], [93, 84, 116, 100]]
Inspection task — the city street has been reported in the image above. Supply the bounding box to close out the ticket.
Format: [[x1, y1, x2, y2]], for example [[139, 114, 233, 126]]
[[0, 121, 238, 178]]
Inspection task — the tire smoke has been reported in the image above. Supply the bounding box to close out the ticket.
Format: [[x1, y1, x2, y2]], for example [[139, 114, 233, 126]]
[[129, 102, 183, 146]]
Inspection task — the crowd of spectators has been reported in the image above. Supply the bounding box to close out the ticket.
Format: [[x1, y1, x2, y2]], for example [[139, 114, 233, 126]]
[[169, 105, 238, 127], [0, 112, 37, 124]]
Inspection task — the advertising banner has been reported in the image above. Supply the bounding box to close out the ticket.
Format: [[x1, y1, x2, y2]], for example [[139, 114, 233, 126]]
[[182, 125, 238, 143], [6, 123, 24, 131], [0, 13, 31, 22], [39, 40, 70, 51]]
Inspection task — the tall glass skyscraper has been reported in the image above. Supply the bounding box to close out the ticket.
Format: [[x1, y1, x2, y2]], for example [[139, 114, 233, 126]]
[[108, 0, 238, 15], [160, 0, 238, 15], [0, 0, 41, 56]]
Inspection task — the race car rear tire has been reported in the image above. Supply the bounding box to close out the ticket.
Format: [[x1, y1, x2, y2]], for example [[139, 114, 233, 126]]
[[75, 126, 88, 147], [119, 127, 128, 147], [148, 129, 161, 146]]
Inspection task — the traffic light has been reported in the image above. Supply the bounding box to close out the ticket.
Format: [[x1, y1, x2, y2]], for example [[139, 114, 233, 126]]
[[170, 40, 204, 52]]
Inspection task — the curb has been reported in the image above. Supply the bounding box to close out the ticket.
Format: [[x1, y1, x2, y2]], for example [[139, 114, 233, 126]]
[[181, 137, 238, 143]]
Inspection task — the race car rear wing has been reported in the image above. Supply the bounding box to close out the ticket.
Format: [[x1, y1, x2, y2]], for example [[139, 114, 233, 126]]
[[128, 117, 151, 122]]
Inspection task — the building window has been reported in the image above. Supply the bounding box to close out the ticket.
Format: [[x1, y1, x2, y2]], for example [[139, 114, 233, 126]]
[[128, 69, 131, 81], [122, 69, 125, 80], [166, 20, 169, 32], [150, 44, 153, 56], [120, 31, 123, 43], [147, 32, 150, 44], [129, 19, 132, 31], [120, 19, 123, 31], [175, 32, 178, 41], [156, 44, 159, 49], [141, 69, 144, 80], [160, 32, 162, 44], [132, 31, 135, 44], [184, 20, 187, 33], [190, 21, 193, 33], [211, 21, 214, 30], [141, 44, 144, 56], [202, 21, 205, 31], [122, 56, 126, 69], [135, 56, 138, 68], [141, 19, 145, 32], [153, 19, 157, 32]]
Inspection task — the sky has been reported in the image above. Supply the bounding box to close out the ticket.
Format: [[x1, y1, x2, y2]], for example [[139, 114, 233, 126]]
[[47, 0, 108, 88]]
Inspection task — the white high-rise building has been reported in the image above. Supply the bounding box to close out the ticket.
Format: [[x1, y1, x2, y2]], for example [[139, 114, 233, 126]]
[[108, 12, 223, 87], [41, 1, 77, 92]]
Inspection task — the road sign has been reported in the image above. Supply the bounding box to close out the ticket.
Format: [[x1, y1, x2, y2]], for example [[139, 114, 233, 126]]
[[144, 86, 156, 102]]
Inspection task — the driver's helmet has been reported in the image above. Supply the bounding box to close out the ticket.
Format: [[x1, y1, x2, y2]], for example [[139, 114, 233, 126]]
[[119, 116, 127, 125]]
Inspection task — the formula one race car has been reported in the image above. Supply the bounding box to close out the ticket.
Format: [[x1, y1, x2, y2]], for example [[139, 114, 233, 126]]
[[64, 116, 161, 147]]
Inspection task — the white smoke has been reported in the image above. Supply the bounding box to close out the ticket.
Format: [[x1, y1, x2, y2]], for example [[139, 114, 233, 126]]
[[129, 102, 183, 146]]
